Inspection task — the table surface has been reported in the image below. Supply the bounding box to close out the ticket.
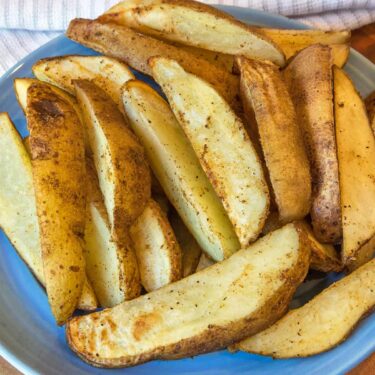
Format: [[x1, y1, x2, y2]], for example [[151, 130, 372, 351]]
[[1, 23, 374, 375]]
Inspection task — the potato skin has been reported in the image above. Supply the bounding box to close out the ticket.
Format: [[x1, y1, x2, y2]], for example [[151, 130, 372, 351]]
[[284, 44, 342, 243], [66, 18, 240, 110], [26, 83, 86, 325], [66, 223, 310, 368], [237, 57, 311, 223]]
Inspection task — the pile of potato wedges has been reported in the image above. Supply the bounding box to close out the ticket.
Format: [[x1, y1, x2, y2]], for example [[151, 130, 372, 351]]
[[0, 0, 374, 368]]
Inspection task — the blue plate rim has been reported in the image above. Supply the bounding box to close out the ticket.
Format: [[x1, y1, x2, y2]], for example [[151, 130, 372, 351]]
[[0, 6, 374, 375]]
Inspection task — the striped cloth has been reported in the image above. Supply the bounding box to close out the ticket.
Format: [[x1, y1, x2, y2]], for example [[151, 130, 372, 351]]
[[0, 0, 374, 74]]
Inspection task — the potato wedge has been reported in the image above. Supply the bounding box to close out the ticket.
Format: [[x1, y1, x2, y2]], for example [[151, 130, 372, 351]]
[[170, 212, 201, 277], [14, 78, 91, 152], [150, 57, 269, 247], [32, 56, 134, 111], [284, 44, 341, 243], [232, 258, 375, 357], [0, 113, 44, 283], [257, 28, 350, 66], [122, 79, 239, 261], [66, 223, 310, 367], [84, 157, 139, 307], [299, 222, 342, 273], [130, 199, 182, 292], [101, 0, 285, 66], [237, 57, 311, 223], [26, 83, 86, 325], [74, 80, 151, 235], [334, 67, 375, 270], [15, 82, 99, 311], [15, 77, 81, 117], [66, 19, 240, 109], [365, 90, 375, 134], [195, 252, 215, 272]]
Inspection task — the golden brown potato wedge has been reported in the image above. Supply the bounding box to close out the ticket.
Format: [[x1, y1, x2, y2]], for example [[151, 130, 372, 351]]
[[32, 56, 134, 110], [15, 77, 81, 117], [75, 80, 150, 299], [74, 80, 151, 235], [66, 223, 310, 367], [333, 67, 375, 270], [195, 252, 215, 272], [257, 28, 350, 66], [284, 44, 341, 243], [299, 222, 342, 273], [150, 57, 269, 247], [101, 0, 285, 66], [14, 78, 91, 152], [170, 212, 201, 277], [232, 258, 375, 357], [122, 79, 240, 261], [16, 82, 107, 311], [26, 83, 86, 325], [84, 157, 139, 307], [14, 89, 99, 312], [237, 57, 311, 223], [365, 90, 375, 134], [66, 18, 240, 109], [130, 199, 182, 292]]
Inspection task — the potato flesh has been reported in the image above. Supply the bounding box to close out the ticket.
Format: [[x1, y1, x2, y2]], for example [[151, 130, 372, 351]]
[[75, 80, 151, 234], [33, 56, 134, 109], [0, 113, 44, 283], [122, 80, 240, 261], [67, 223, 310, 367], [234, 258, 375, 357], [106, 3, 284, 65], [150, 57, 269, 247], [334, 67, 375, 268], [130, 199, 182, 292], [84, 204, 125, 307]]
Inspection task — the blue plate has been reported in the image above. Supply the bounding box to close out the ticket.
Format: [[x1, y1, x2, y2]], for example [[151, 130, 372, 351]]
[[0, 6, 374, 375]]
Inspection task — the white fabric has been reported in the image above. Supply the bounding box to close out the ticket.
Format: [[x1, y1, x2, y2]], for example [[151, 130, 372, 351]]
[[0, 0, 374, 74]]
